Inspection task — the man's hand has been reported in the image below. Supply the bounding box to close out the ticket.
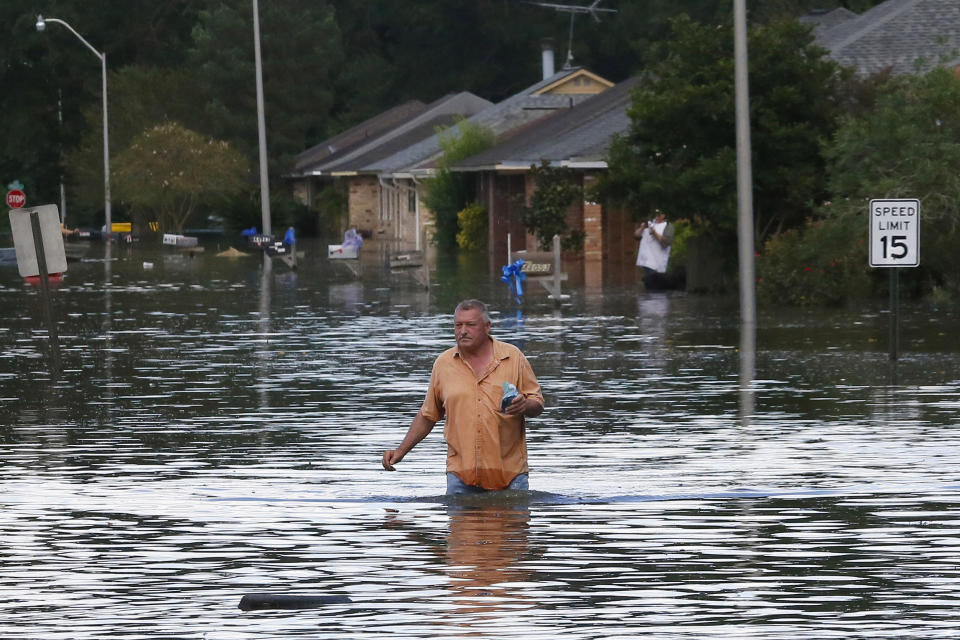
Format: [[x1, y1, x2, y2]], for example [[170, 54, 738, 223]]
[[381, 414, 437, 472], [504, 394, 543, 418], [382, 449, 404, 471]]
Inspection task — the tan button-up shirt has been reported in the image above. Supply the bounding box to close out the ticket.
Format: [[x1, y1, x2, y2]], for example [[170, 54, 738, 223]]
[[420, 337, 544, 490]]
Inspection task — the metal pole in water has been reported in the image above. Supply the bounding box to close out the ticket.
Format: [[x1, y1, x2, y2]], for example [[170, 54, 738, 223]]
[[733, 0, 757, 332], [252, 0, 271, 237], [889, 269, 900, 360], [29, 211, 61, 374]]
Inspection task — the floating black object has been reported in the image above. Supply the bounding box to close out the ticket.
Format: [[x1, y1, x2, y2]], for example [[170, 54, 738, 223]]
[[238, 593, 352, 611]]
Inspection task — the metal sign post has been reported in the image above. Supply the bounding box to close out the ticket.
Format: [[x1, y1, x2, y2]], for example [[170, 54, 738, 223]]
[[29, 210, 61, 373], [869, 198, 920, 361], [9, 205, 68, 374]]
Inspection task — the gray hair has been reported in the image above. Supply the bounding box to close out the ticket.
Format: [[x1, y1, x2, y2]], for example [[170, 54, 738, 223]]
[[454, 299, 491, 323]]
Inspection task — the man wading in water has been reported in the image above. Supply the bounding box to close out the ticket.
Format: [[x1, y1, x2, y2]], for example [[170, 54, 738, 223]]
[[382, 299, 545, 495]]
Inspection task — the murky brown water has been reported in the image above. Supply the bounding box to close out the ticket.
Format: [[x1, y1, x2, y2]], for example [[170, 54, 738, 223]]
[[2, 238, 960, 638]]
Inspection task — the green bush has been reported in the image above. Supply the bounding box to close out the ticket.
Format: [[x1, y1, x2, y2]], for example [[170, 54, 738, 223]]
[[423, 120, 495, 250], [521, 161, 583, 251], [667, 218, 695, 270], [315, 182, 349, 234], [757, 209, 876, 306], [456, 203, 487, 250], [824, 68, 960, 302]]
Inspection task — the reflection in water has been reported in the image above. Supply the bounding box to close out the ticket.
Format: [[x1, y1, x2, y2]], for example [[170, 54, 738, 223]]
[[740, 319, 756, 424], [258, 253, 272, 410], [445, 501, 535, 618], [381, 498, 538, 637], [3, 240, 960, 638]]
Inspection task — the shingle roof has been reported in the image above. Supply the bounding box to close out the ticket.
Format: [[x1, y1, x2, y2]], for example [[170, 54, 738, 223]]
[[329, 116, 461, 174], [812, 0, 960, 76], [450, 76, 642, 172], [306, 91, 493, 175], [292, 100, 426, 174], [799, 7, 858, 31], [368, 68, 600, 176]]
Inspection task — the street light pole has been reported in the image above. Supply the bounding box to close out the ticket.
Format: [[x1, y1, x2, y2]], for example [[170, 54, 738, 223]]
[[36, 15, 111, 239], [252, 0, 271, 238], [733, 0, 755, 328]]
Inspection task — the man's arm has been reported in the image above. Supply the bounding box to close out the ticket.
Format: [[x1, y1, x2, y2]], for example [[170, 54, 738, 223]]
[[382, 412, 437, 471], [655, 222, 674, 248]]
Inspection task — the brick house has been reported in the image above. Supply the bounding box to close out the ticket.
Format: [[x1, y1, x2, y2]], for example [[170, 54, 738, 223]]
[[450, 76, 642, 287], [289, 92, 492, 244], [368, 67, 613, 250], [289, 65, 613, 250]]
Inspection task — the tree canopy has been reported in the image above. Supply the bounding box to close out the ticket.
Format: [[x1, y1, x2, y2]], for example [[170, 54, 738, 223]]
[[757, 68, 960, 305], [602, 15, 841, 247], [1, 0, 884, 229], [113, 122, 249, 233]]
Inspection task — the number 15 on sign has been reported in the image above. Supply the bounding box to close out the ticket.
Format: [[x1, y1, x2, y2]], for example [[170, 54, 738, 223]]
[[869, 198, 920, 267]]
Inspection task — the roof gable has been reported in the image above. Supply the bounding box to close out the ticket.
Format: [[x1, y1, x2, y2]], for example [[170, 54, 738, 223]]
[[533, 68, 615, 95]]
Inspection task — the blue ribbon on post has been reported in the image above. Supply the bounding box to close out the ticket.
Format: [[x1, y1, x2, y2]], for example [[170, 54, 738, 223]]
[[500, 259, 526, 303]]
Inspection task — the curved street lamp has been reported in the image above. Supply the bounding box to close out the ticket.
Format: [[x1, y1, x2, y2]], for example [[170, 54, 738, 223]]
[[36, 15, 111, 238]]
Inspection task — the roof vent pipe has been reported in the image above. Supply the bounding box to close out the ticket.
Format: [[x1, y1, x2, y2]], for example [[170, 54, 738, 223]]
[[541, 38, 555, 80]]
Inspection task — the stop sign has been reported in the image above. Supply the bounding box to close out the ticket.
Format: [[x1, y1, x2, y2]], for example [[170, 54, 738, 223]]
[[6, 189, 25, 209]]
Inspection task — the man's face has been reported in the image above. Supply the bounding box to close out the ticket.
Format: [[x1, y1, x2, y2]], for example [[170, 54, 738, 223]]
[[454, 307, 490, 352], [654, 212, 666, 223]]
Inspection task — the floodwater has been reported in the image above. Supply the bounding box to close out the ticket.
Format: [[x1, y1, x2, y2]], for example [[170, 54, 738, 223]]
[[2, 238, 960, 639]]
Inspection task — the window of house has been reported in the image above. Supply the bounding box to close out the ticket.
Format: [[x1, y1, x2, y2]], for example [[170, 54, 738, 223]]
[[408, 189, 417, 213]]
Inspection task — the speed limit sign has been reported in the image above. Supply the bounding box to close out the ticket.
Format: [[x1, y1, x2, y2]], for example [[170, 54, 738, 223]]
[[869, 199, 919, 267]]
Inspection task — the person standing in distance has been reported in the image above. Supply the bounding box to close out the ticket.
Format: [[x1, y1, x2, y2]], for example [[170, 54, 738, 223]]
[[382, 299, 545, 495], [635, 209, 674, 289]]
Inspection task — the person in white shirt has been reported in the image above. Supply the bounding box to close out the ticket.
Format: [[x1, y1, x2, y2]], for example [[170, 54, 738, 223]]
[[634, 210, 674, 289]]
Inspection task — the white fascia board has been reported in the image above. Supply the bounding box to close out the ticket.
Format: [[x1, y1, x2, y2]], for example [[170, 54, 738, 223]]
[[562, 160, 609, 169]]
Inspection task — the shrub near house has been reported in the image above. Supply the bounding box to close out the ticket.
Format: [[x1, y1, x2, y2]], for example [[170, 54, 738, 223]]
[[757, 211, 873, 306]]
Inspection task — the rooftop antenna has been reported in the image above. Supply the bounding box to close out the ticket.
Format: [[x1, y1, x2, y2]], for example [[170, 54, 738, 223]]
[[525, 1, 617, 68]]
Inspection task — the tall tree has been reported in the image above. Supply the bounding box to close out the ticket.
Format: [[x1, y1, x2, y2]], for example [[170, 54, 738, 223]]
[[188, 0, 343, 174], [5, 0, 204, 224], [113, 122, 249, 233], [825, 67, 960, 296], [64, 66, 203, 224], [602, 15, 841, 248]]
